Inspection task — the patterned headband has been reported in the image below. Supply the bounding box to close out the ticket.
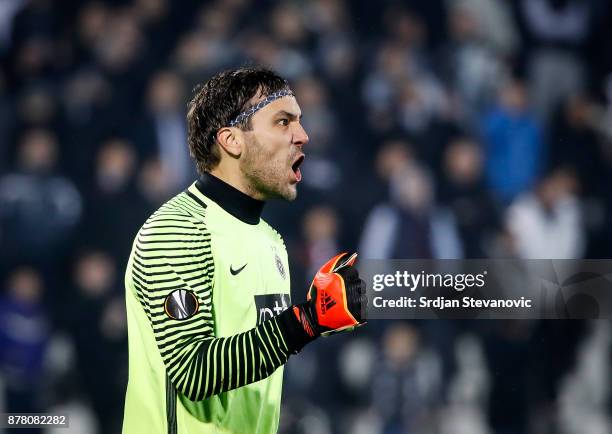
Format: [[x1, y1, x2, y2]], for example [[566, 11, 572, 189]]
[[228, 89, 294, 127]]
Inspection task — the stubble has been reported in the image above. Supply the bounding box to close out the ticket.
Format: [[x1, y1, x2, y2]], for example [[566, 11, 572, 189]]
[[240, 134, 297, 201]]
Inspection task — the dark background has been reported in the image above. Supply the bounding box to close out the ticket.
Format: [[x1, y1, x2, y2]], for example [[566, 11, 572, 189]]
[[0, 0, 611, 433]]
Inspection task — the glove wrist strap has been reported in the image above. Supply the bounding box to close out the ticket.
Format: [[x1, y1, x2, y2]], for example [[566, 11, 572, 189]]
[[275, 305, 317, 354], [293, 305, 321, 338]]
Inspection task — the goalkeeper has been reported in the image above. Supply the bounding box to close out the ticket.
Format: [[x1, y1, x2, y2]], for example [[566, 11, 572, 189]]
[[122, 67, 367, 434]]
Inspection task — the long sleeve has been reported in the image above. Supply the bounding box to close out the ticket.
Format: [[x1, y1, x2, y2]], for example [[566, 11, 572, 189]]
[[129, 209, 311, 401]]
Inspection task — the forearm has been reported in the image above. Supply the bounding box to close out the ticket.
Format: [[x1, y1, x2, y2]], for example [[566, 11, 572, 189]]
[[170, 308, 313, 401]]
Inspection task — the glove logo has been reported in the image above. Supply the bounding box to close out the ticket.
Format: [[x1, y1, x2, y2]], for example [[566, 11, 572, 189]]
[[320, 289, 337, 314], [164, 289, 199, 320]]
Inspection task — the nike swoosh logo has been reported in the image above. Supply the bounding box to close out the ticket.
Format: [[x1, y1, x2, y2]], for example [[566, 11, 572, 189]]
[[230, 263, 247, 275]]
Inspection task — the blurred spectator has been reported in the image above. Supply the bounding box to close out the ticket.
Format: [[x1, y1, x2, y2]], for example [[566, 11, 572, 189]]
[[518, 0, 591, 49], [397, 75, 449, 140], [10, 0, 56, 42], [360, 152, 461, 259], [16, 85, 58, 130], [282, 204, 341, 316], [374, 139, 415, 183], [65, 250, 126, 434], [61, 69, 114, 183], [132, 0, 174, 57], [439, 137, 501, 258], [241, 31, 311, 82], [173, 20, 237, 90], [481, 78, 544, 204], [294, 77, 335, 155], [46, 392, 98, 434], [338, 338, 377, 405], [363, 40, 448, 139], [269, 3, 308, 48], [305, 0, 356, 84], [452, 0, 518, 56], [482, 320, 535, 434], [136, 157, 176, 214], [134, 69, 194, 190], [361, 44, 411, 134], [370, 323, 442, 434], [74, 2, 109, 54], [302, 205, 340, 282], [529, 320, 588, 433], [506, 167, 584, 259], [0, 267, 50, 416], [442, 334, 489, 434], [278, 398, 332, 434], [12, 36, 56, 87], [78, 138, 146, 260], [259, 3, 311, 80], [293, 76, 344, 192], [92, 9, 144, 75], [0, 0, 26, 53], [89, 8, 149, 131], [557, 321, 609, 434], [550, 95, 606, 196], [518, 0, 591, 123], [0, 130, 82, 267], [440, 2, 511, 127]]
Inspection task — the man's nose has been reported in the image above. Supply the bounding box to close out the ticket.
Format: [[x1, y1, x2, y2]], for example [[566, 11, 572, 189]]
[[292, 123, 309, 147]]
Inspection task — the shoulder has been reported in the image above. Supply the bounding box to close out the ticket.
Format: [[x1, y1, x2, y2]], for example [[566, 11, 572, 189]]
[[259, 218, 287, 251], [151, 190, 208, 221], [137, 190, 211, 243], [259, 218, 284, 242]]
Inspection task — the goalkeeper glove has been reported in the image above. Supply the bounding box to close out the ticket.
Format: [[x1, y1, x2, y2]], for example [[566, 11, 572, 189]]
[[293, 252, 367, 337]]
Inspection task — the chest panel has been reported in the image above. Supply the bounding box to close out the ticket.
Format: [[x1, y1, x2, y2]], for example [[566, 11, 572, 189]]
[[207, 216, 290, 336]]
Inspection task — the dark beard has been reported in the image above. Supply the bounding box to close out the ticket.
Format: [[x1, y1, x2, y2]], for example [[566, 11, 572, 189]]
[[240, 135, 295, 201]]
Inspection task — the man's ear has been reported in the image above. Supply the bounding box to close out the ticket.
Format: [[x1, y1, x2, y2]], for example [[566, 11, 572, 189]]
[[216, 127, 243, 158]]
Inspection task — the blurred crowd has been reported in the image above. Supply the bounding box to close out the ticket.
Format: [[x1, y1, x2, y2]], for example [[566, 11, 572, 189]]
[[1, 0, 612, 433]]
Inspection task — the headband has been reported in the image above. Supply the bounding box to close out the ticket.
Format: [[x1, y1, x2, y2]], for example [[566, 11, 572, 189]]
[[228, 89, 294, 127]]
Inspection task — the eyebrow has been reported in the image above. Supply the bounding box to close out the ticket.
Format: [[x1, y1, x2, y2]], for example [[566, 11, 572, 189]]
[[275, 110, 302, 121]]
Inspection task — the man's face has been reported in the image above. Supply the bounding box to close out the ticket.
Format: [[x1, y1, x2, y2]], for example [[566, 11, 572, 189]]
[[239, 95, 309, 201]]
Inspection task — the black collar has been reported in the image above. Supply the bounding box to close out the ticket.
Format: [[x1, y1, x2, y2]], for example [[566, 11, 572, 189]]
[[195, 172, 264, 225]]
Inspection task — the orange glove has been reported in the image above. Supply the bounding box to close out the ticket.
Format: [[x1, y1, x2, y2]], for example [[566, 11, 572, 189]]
[[293, 252, 367, 337]]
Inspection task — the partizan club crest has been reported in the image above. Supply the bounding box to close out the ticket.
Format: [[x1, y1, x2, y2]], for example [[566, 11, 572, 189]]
[[273, 249, 286, 280]]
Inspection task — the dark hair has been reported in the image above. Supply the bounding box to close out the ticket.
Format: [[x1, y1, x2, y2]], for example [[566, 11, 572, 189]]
[[187, 66, 291, 174]]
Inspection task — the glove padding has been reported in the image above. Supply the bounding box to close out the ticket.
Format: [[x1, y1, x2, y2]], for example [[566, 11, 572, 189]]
[[293, 252, 367, 337]]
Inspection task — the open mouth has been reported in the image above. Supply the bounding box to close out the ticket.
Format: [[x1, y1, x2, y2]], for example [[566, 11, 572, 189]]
[[291, 154, 305, 182]]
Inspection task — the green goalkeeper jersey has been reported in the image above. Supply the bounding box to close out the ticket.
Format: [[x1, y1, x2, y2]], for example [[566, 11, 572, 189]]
[[123, 173, 312, 434]]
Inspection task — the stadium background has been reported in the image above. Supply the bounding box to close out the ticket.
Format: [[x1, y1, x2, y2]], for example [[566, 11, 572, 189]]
[[1, 0, 611, 433]]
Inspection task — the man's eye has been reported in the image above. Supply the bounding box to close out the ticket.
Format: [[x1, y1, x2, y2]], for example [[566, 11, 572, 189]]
[[278, 118, 289, 126]]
